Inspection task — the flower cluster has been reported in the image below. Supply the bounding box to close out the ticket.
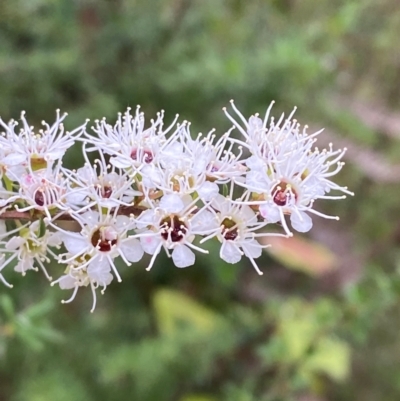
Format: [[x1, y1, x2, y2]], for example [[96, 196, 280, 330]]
[[0, 103, 352, 311]]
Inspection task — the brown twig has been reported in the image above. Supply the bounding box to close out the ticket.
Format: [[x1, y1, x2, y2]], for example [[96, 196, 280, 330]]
[[0, 205, 146, 222]]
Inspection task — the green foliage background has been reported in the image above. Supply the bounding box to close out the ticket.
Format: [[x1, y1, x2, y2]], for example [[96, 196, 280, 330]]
[[1, 1, 400, 400]]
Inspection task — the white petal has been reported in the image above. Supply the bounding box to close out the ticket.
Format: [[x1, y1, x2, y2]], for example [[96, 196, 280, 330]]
[[110, 156, 131, 168], [191, 210, 218, 233], [58, 274, 78, 290], [115, 215, 131, 230], [242, 239, 262, 259], [81, 210, 100, 224], [14, 258, 34, 273], [246, 170, 267, 192], [197, 181, 219, 202], [6, 236, 25, 250], [248, 115, 263, 134], [220, 241, 242, 264], [65, 190, 87, 205], [48, 232, 62, 247], [172, 245, 195, 268], [47, 149, 66, 160], [2, 153, 26, 166], [140, 231, 162, 254], [136, 209, 156, 229], [62, 233, 88, 255], [246, 155, 264, 170], [159, 193, 184, 213], [120, 238, 144, 262], [76, 165, 93, 181], [259, 204, 281, 223], [88, 257, 113, 286], [290, 211, 313, 232]]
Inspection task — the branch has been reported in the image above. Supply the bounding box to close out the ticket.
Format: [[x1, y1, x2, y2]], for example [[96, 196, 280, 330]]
[[0, 205, 147, 222]]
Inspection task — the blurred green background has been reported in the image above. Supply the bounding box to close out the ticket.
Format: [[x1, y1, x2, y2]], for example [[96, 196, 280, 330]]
[[1, 1, 400, 400]]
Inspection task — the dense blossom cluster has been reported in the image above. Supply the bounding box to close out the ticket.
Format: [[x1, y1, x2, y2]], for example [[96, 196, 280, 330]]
[[0, 102, 352, 311]]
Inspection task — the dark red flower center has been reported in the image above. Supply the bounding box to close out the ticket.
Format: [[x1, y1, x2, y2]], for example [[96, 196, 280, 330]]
[[91, 227, 118, 252], [130, 148, 153, 164], [34, 191, 45, 206], [96, 185, 113, 199], [272, 181, 297, 206], [221, 217, 238, 241], [160, 215, 187, 242]]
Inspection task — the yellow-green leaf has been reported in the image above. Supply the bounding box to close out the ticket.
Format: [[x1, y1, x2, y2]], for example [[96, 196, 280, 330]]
[[303, 337, 350, 382], [180, 395, 218, 401], [153, 289, 222, 336]]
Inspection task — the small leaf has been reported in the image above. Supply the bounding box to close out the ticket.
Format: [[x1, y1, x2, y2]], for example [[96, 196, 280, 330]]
[[0, 295, 15, 319], [180, 395, 218, 401], [2, 174, 14, 192], [303, 337, 350, 382], [38, 218, 46, 238], [279, 317, 316, 361], [153, 289, 222, 336]]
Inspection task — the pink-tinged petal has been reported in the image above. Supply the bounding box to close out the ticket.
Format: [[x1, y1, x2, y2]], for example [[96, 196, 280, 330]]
[[172, 245, 195, 268], [120, 238, 144, 262], [140, 231, 162, 254], [290, 211, 312, 232]]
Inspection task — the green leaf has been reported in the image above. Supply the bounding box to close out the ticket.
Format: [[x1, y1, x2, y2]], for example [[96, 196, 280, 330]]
[[38, 218, 46, 238], [302, 337, 350, 382], [2, 174, 14, 192], [0, 295, 15, 319], [279, 317, 317, 362], [153, 289, 222, 336], [180, 395, 218, 401]]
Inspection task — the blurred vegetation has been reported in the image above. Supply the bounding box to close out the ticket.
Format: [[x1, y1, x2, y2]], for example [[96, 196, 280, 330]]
[[1, 0, 400, 400]]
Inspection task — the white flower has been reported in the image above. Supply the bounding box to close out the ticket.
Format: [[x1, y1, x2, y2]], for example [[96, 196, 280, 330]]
[[200, 194, 284, 275], [14, 162, 68, 219], [85, 106, 179, 172], [0, 110, 87, 170], [0, 220, 61, 286], [52, 258, 113, 313], [224, 101, 353, 235], [137, 193, 216, 270], [53, 209, 143, 283], [64, 147, 142, 212], [140, 124, 245, 200]]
